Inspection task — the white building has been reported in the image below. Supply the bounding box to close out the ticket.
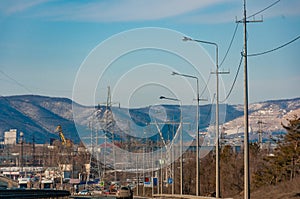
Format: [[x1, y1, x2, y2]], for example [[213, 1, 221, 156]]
[[4, 129, 18, 145]]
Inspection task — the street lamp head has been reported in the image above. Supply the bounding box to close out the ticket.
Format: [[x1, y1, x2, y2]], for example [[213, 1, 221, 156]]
[[171, 71, 179, 76], [160, 96, 180, 102], [182, 36, 192, 42]]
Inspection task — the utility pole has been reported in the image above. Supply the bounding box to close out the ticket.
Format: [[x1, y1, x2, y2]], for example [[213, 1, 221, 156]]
[[236, 1, 263, 198]]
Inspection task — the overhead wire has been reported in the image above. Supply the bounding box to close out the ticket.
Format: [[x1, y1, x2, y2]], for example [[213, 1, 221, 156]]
[[236, 0, 281, 22], [218, 31, 246, 103], [0, 69, 32, 93], [248, 35, 300, 57], [246, 0, 281, 20], [199, 73, 211, 99], [201, 93, 216, 127], [0, 66, 74, 94], [219, 23, 239, 68], [0, 69, 59, 141], [219, 0, 281, 67], [220, 55, 243, 103], [219, 0, 282, 102]]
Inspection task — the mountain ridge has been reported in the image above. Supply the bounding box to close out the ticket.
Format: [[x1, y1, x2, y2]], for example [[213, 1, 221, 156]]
[[0, 95, 299, 144]]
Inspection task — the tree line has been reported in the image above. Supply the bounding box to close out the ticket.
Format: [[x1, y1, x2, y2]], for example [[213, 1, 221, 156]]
[[152, 113, 300, 198]]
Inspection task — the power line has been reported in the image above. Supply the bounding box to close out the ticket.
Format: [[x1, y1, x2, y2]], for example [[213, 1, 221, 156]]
[[203, 93, 215, 125], [225, 0, 293, 104], [220, 55, 243, 103], [0, 69, 32, 93], [0, 66, 74, 94], [219, 0, 281, 101], [248, 35, 300, 57], [219, 23, 239, 67], [219, 0, 280, 70], [236, 0, 281, 22], [199, 73, 211, 98], [246, 0, 280, 19]]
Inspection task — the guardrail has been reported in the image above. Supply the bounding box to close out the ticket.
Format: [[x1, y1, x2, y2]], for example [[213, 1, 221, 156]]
[[152, 194, 233, 199], [0, 176, 18, 187], [0, 189, 70, 198]]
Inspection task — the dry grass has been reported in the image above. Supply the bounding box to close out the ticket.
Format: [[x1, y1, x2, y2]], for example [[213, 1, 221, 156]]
[[234, 176, 300, 199]]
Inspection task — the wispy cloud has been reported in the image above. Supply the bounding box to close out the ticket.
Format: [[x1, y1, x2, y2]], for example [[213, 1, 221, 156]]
[[180, 0, 300, 24], [0, 0, 233, 22], [0, 0, 49, 15], [35, 0, 230, 22], [1, 0, 299, 23]]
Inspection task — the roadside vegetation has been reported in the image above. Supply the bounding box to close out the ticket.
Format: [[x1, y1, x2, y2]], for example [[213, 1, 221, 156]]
[[152, 112, 300, 198]]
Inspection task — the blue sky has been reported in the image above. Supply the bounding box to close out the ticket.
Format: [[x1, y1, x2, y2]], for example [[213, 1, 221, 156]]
[[0, 0, 299, 107]]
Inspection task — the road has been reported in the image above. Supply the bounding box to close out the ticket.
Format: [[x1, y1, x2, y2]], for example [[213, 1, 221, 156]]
[[70, 196, 151, 199]]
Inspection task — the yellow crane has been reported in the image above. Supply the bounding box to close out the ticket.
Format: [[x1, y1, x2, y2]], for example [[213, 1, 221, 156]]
[[55, 125, 72, 147]]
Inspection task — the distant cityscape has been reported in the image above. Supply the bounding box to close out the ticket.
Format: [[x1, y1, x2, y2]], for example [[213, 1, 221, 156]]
[[0, 95, 299, 197]]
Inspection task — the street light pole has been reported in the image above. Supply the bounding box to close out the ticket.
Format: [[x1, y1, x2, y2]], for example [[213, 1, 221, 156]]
[[159, 96, 183, 195], [183, 36, 221, 198], [171, 71, 200, 196]]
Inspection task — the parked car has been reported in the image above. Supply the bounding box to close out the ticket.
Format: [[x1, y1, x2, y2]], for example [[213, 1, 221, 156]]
[[116, 186, 133, 199], [78, 189, 91, 196]]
